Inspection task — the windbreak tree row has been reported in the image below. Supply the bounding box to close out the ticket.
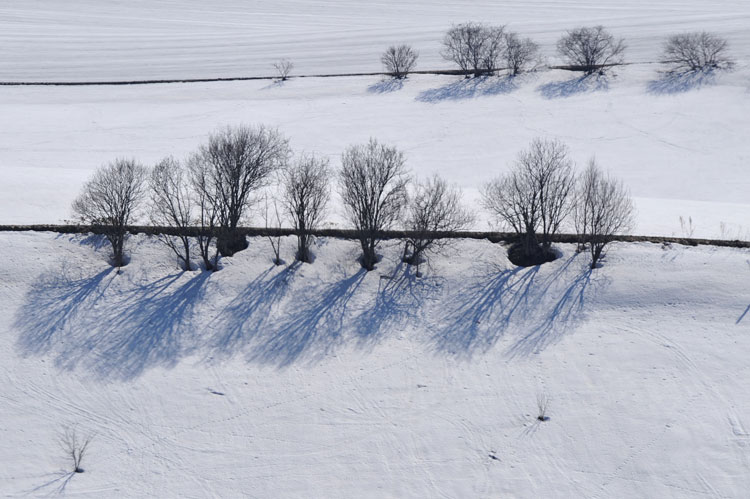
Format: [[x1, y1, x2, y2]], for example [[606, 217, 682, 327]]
[[72, 126, 634, 274], [373, 25, 734, 80]]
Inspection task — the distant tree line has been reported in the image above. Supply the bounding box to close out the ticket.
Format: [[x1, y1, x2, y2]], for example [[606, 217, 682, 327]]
[[72, 125, 634, 273], [273, 24, 734, 81]]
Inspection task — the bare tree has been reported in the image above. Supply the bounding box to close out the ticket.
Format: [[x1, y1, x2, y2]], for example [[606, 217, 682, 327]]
[[661, 32, 734, 73], [262, 193, 284, 266], [442, 22, 506, 77], [574, 159, 634, 269], [273, 59, 294, 80], [194, 125, 290, 257], [481, 138, 574, 265], [504, 32, 541, 75], [72, 158, 147, 267], [282, 154, 330, 263], [404, 175, 474, 276], [339, 139, 409, 270], [188, 155, 220, 271], [149, 157, 194, 270], [381, 44, 418, 79], [60, 427, 92, 474], [557, 26, 626, 74]]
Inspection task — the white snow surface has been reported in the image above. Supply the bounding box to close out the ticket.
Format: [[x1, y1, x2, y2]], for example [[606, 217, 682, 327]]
[[1, 2, 750, 494], [1, 0, 749, 237], [1, 232, 749, 497], [1, 65, 749, 237], [2, 0, 750, 81]]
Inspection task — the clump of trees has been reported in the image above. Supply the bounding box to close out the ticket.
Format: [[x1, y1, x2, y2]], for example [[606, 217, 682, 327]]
[[72, 158, 147, 267], [556, 26, 626, 74], [660, 32, 734, 73], [441, 23, 541, 77], [482, 139, 633, 268], [442, 22, 506, 77], [193, 125, 290, 257], [503, 32, 541, 76], [339, 139, 409, 271], [574, 160, 635, 269], [404, 175, 473, 276], [482, 138, 575, 266], [381, 45, 418, 79]]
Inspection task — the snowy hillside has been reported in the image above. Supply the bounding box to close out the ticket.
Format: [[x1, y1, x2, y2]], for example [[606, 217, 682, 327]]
[[1, 1, 749, 237], [1, 65, 749, 237], [1, 231, 749, 497], [2, 1, 750, 496], [2, 0, 750, 81]]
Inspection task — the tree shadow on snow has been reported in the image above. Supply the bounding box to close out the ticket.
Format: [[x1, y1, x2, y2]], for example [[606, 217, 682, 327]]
[[737, 305, 750, 324], [537, 74, 609, 99], [354, 263, 443, 349], [72, 233, 111, 252], [432, 254, 606, 359], [247, 268, 366, 367], [432, 264, 539, 357], [15, 268, 210, 381], [261, 79, 286, 90], [416, 75, 519, 102], [367, 78, 404, 94], [14, 267, 115, 356], [505, 267, 598, 358], [646, 69, 716, 95], [206, 263, 299, 360]]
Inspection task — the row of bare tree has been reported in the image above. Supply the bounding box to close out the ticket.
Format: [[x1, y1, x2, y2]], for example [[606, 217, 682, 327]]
[[374, 25, 734, 80], [72, 127, 632, 273], [482, 139, 634, 268]]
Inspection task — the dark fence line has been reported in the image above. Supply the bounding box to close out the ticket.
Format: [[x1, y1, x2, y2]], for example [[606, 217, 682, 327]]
[[0, 69, 476, 87], [2, 224, 748, 249], [0, 63, 642, 87]]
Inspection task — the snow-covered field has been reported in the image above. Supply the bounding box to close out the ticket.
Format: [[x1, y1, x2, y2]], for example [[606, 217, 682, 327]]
[[1, 232, 749, 497], [1, 65, 749, 237], [2, 1, 750, 497], [2, 0, 750, 81]]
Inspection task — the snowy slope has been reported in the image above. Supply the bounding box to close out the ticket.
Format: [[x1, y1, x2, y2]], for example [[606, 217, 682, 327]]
[[1, 0, 750, 81], [1, 231, 749, 497], [1, 65, 748, 237]]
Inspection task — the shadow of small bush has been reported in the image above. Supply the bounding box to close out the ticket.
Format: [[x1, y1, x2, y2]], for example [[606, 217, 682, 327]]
[[537, 74, 609, 99], [646, 69, 717, 95], [367, 78, 404, 94], [416, 75, 519, 102]]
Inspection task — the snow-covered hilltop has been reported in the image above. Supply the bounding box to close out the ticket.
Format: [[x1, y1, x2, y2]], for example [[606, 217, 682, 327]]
[[1, 232, 749, 497]]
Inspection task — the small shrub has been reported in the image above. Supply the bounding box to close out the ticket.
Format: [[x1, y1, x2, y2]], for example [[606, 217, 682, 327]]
[[60, 427, 92, 473], [381, 45, 418, 79], [661, 32, 734, 73], [557, 26, 625, 74], [273, 59, 293, 80], [536, 393, 550, 422]]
